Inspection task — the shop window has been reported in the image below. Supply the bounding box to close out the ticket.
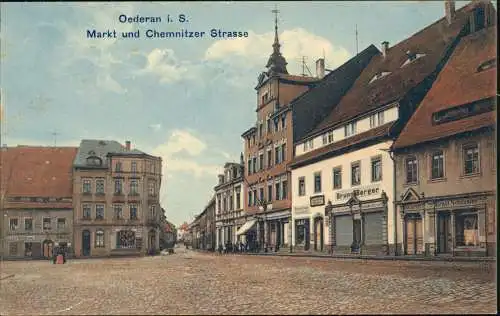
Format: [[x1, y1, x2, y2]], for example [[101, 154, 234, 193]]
[[116, 230, 136, 249], [95, 230, 105, 248], [455, 212, 479, 247], [24, 242, 33, 257], [9, 243, 18, 256]]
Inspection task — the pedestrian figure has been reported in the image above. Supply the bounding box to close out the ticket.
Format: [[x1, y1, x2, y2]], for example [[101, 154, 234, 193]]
[[218, 244, 223, 255]]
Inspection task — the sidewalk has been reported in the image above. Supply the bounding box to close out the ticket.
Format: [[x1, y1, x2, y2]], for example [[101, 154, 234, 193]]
[[194, 249, 495, 262]]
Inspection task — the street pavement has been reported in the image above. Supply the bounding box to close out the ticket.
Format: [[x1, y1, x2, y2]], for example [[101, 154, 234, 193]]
[[0, 248, 496, 315]]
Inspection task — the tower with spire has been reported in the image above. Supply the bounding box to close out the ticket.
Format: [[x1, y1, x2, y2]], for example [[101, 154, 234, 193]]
[[265, 7, 288, 76]]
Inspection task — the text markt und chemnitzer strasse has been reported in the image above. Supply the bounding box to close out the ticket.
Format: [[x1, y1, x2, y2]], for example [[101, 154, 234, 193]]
[[86, 14, 250, 39]]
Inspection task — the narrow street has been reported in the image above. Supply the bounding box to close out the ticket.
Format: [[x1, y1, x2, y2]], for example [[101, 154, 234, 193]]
[[0, 249, 495, 315]]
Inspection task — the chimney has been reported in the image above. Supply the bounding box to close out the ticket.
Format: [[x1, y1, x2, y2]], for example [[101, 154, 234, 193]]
[[125, 140, 131, 151], [381, 41, 389, 58], [445, 0, 456, 25], [315, 58, 325, 79]]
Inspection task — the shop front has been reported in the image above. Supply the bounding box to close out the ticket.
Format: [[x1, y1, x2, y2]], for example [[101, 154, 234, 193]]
[[328, 190, 389, 255], [400, 190, 494, 257], [264, 210, 290, 250]]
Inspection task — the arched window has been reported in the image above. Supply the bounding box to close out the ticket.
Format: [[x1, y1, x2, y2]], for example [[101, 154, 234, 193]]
[[86, 156, 102, 166], [95, 230, 105, 248]]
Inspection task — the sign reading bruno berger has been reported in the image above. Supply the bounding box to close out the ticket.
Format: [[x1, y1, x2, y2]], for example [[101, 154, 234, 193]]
[[335, 185, 380, 201]]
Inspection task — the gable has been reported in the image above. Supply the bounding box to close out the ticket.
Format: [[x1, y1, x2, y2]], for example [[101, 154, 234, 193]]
[[402, 188, 420, 202]]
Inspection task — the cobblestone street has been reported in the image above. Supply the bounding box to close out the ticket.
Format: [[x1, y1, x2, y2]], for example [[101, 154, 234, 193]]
[[0, 248, 496, 315]]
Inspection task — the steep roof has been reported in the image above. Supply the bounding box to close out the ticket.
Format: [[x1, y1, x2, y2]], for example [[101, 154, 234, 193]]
[[292, 44, 380, 142], [1, 146, 77, 198], [73, 139, 144, 168], [393, 25, 497, 149], [305, 2, 478, 138]]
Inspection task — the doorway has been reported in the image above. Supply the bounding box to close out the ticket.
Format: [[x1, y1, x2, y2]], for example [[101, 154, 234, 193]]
[[82, 230, 91, 256], [405, 215, 423, 255], [314, 217, 324, 252], [43, 240, 54, 258], [437, 212, 451, 254], [148, 229, 156, 250]]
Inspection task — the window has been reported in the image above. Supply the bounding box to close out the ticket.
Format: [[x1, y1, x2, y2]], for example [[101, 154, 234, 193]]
[[259, 188, 264, 202], [281, 143, 286, 161], [275, 181, 282, 200], [314, 172, 322, 193], [114, 204, 123, 219], [378, 112, 385, 125], [96, 204, 105, 220], [248, 191, 253, 206], [298, 177, 306, 196], [463, 144, 479, 175], [252, 157, 257, 172], [129, 204, 138, 220], [9, 243, 18, 256], [371, 112, 385, 128], [229, 194, 234, 210], [223, 197, 227, 211], [9, 218, 18, 231], [96, 179, 105, 194], [267, 184, 273, 202], [24, 218, 33, 231], [253, 189, 257, 205], [217, 195, 222, 212], [295, 219, 307, 245], [236, 191, 241, 209], [148, 181, 156, 196], [274, 119, 279, 132], [370, 115, 376, 128], [345, 122, 356, 137], [261, 92, 269, 105], [328, 131, 334, 143], [82, 179, 91, 194], [282, 179, 288, 199], [405, 157, 418, 183], [95, 230, 105, 248], [267, 118, 272, 133], [116, 230, 136, 249], [57, 218, 66, 230], [150, 205, 156, 219], [115, 162, 122, 172], [43, 218, 51, 231], [281, 115, 286, 129], [130, 180, 139, 195], [83, 204, 91, 219], [131, 161, 137, 173], [455, 212, 479, 247], [308, 139, 314, 150], [259, 153, 264, 171], [114, 179, 123, 194], [431, 151, 444, 179], [275, 147, 280, 164], [259, 123, 263, 138], [247, 159, 252, 175], [322, 133, 328, 145], [333, 168, 342, 189], [303, 142, 308, 151], [351, 163, 361, 186], [267, 149, 272, 168], [24, 242, 33, 257], [371, 158, 382, 182]]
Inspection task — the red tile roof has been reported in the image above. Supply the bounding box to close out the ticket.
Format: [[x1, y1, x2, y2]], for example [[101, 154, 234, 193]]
[[4, 202, 73, 209], [393, 25, 497, 149], [306, 2, 479, 138], [1, 146, 78, 198], [290, 123, 393, 168]]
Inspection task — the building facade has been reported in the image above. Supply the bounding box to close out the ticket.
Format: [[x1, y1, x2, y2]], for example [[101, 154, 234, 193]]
[[240, 13, 321, 251], [290, 1, 481, 255], [72, 140, 162, 257], [393, 8, 496, 257], [214, 161, 246, 247], [0, 146, 77, 259]]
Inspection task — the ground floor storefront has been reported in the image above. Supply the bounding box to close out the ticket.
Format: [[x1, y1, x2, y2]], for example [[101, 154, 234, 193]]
[[398, 192, 496, 257], [73, 225, 160, 258], [329, 194, 390, 255], [2, 234, 72, 259]]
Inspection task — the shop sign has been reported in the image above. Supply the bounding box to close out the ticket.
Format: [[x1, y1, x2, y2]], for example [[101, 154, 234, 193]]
[[435, 197, 486, 210], [294, 207, 309, 215], [310, 195, 325, 207], [335, 185, 380, 201]]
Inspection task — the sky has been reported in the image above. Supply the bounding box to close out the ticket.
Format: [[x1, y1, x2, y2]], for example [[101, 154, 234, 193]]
[[0, 1, 475, 227]]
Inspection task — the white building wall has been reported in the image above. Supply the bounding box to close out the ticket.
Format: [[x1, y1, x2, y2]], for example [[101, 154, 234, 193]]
[[291, 141, 396, 246]]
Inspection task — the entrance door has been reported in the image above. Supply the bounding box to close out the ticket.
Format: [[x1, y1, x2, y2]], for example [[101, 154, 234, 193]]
[[353, 219, 362, 246], [406, 219, 415, 255], [304, 219, 310, 251], [43, 240, 54, 258], [314, 218, 323, 251], [82, 230, 91, 256], [437, 212, 451, 254]]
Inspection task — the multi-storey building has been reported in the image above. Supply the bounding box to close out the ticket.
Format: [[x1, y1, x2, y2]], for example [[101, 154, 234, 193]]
[[0, 146, 77, 259], [393, 6, 496, 257], [289, 0, 482, 255], [214, 160, 245, 247], [72, 140, 162, 257], [189, 196, 215, 251]]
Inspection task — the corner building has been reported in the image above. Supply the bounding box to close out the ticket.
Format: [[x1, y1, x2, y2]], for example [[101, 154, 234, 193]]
[[72, 140, 162, 258], [239, 15, 320, 250]]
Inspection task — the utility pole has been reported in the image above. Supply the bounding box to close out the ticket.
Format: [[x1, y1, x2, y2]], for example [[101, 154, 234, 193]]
[[355, 24, 359, 55], [51, 130, 59, 147]]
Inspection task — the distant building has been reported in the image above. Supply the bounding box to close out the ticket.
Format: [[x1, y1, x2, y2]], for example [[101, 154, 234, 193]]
[[72, 140, 162, 257], [0, 146, 77, 259], [393, 3, 496, 257]]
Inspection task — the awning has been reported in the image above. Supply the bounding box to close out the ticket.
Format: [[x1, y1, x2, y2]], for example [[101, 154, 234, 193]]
[[236, 219, 257, 235]]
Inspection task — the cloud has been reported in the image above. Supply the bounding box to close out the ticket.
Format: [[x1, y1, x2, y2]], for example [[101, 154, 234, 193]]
[[96, 73, 127, 94], [154, 129, 207, 157], [138, 48, 190, 84], [149, 123, 162, 132], [204, 28, 352, 73]]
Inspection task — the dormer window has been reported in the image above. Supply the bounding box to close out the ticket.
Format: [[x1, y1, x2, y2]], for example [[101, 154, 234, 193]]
[[369, 72, 391, 84], [401, 51, 426, 67], [86, 156, 102, 166], [261, 92, 269, 105], [477, 59, 496, 72]]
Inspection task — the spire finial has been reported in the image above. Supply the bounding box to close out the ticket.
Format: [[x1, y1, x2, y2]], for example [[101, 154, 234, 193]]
[[272, 5, 280, 49], [265, 5, 288, 75]]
